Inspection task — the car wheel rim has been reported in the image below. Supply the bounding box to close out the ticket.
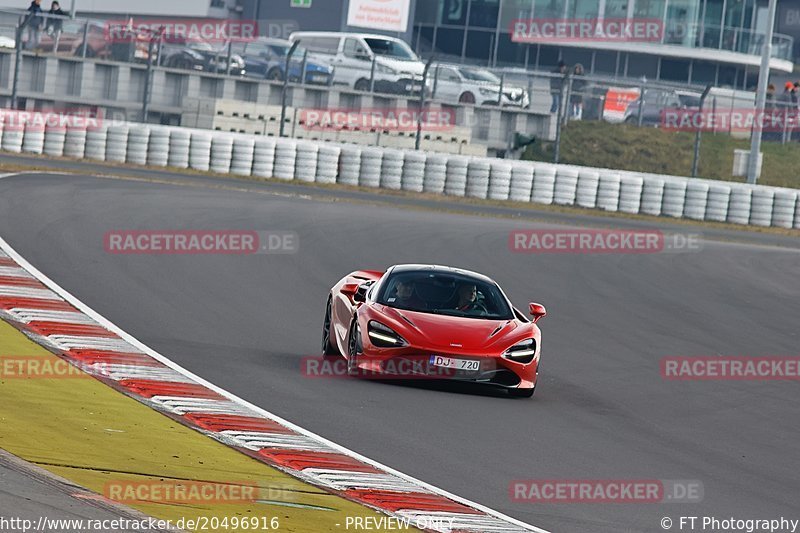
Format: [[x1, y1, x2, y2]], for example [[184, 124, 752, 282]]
[[347, 323, 360, 375], [322, 299, 332, 353]]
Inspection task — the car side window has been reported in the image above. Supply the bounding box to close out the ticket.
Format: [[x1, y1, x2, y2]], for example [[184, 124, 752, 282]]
[[343, 38, 369, 59], [442, 68, 460, 82], [303, 37, 339, 55]]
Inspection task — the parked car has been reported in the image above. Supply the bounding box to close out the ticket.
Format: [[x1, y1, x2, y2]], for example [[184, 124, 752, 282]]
[[160, 38, 245, 76], [623, 88, 698, 126], [232, 38, 333, 86], [289, 32, 428, 96], [38, 20, 151, 62], [432, 64, 529, 107]]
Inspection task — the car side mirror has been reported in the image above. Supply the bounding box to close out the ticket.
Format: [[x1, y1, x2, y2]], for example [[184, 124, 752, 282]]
[[529, 303, 547, 324], [353, 283, 369, 303]]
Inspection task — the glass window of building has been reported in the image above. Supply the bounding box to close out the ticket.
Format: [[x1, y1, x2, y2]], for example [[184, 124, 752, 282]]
[[469, 0, 500, 28]]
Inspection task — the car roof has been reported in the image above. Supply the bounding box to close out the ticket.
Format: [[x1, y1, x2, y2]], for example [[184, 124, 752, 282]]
[[387, 264, 497, 285], [291, 31, 407, 42], [253, 37, 291, 46]]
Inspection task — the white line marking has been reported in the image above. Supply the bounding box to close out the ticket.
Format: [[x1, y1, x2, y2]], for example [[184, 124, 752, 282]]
[[5, 309, 97, 325], [0, 235, 550, 533], [0, 286, 63, 300]]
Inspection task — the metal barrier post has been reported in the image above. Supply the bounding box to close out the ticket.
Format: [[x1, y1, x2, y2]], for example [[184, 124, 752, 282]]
[[691, 85, 713, 178], [369, 56, 376, 93], [415, 57, 434, 151], [11, 17, 25, 109], [80, 18, 88, 57], [280, 40, 300, 138], [637, 83, 645, 127], [225, 40, 233, 76], [300, 50, 308, 85], [554, 78, 566, 164], [142, 37, 156, 122]]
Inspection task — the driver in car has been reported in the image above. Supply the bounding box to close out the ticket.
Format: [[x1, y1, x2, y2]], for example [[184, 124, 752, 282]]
[[455, 283, 482, 312], [394, 280, 426, 309]]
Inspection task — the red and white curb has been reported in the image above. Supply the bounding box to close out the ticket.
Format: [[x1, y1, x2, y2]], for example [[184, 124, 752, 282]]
[[0, 237, 549, 533]]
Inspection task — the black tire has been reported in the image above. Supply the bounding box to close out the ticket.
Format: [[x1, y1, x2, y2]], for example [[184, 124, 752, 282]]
[[509, 385, 535, 398], [267, 68, 284, 82], [322, 297, 339, 357], [347, 320, 363, 376], [625, 115, 638, 125], [459, 92, 476, 104], [354, 79, 370, 92]]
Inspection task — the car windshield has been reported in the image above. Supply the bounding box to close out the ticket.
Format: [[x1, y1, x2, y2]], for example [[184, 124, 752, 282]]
[[376, 271, 514, 320], [459, 68, 500, 83], [364, 38, 417, 61], [269, 44, 309, 58]]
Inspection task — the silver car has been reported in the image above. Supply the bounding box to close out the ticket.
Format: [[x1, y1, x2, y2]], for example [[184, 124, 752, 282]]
[[432, 65, 530, 107]]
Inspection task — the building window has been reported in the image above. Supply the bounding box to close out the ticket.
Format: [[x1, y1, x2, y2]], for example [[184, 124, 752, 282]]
[[465, 29, 494, 64], [468, 0, 500, 29], [435, 27, 465, 60], [660, 58, 690, 82]]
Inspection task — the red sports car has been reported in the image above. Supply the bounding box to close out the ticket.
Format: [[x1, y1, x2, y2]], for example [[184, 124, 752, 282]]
[[322, 265, 546, 398]]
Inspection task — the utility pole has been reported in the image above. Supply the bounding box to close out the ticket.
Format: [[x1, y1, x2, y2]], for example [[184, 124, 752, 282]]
[[746, 0, 777, 185], [415, 57, 434, 151]]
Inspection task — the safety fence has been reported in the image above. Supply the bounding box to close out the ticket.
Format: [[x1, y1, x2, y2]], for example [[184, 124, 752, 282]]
[[1, 113, 798, 229]]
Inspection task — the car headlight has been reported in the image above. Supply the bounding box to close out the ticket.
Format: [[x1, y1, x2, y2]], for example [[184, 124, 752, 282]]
[[480, 87, 500, 97], [504, 339, 537, 363], [368, 321, 407, 348], [376, 64, 398, 75]]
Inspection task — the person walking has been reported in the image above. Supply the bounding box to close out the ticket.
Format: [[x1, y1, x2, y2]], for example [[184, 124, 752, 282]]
[[550, 60, 568, 114], [570, 63, 586, 120], [24, 0, 43, 51]]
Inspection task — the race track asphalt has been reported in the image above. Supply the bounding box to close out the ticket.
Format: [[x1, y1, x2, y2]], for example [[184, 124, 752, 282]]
[[1, 171, 798, 533]]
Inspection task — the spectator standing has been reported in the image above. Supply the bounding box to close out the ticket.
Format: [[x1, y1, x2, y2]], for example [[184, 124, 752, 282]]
[[570, 63, 586, 120], [46, 1, 66, 34], [24, 0, 43, 50], [550, 60, 568, 114]]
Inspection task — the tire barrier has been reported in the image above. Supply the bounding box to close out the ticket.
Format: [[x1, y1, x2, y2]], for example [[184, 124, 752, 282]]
[[22, 121, 45, 154], [401, 151, 426, 193], [43, 123, 67, 157], [316, 145, 341, 185], [749, 187, 774, 227], [576, 169, 600, 208], [359, 147, 383, 188], [105, 124, 129, 163], [84, 125, 107, 161], [466, 158, 491, 199], [662, 178, 688, 218], [230, 135, 255, 177], [727, 185, 752, 225], [530, 163, 556, 205], [444, 155, 469, 197], [126, 125, 150, 165], [553, 167, 579, 206], [10, 114, 800, 228], [596, 172, 621, 212], [189, 131, 212, 171], [705, 183, 731, 223], [210, 134, 234, 175], [379, 149, 404, 190], [252, 137, 276, 178], [422, 153, 448, 194], [273, 139, 297, 181], [168, 129, 191, 169], [337, 145, 361, 186], [771, 189, 797, 229], [640, 177, 665, 216], [683, 180, 710, 221], [146, 126, 170, 167], [2, 121, 24, 153], [488, 160, 512, 201], [509, 162, 535, 202], [618, 174, 644, 214], [294, 141, 319, 182], [63, 125, 87, 159]]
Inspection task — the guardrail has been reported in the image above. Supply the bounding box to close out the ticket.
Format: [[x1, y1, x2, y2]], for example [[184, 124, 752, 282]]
[[1, 112, 798, 229]]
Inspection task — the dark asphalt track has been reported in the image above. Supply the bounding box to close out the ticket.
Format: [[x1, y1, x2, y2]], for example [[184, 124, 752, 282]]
[[1, 171, 798, 533]]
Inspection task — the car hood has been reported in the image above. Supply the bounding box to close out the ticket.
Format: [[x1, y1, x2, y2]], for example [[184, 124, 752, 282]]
[[376, 304, 524, 352], [376, 57, 426, 76]]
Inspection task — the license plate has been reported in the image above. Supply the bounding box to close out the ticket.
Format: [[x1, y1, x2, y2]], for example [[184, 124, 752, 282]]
[[310, 74, 327, 82], [429, 355, 480, 372]]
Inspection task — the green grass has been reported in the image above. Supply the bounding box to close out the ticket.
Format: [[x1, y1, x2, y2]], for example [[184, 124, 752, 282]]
[[524, 121, 800, 189]]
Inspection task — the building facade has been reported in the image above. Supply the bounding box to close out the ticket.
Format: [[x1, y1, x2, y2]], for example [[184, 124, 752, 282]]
[[411, 0, 795, 88]]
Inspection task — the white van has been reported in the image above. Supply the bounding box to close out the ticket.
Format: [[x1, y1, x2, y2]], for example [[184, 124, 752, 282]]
[[289, 32, 428, 96]]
